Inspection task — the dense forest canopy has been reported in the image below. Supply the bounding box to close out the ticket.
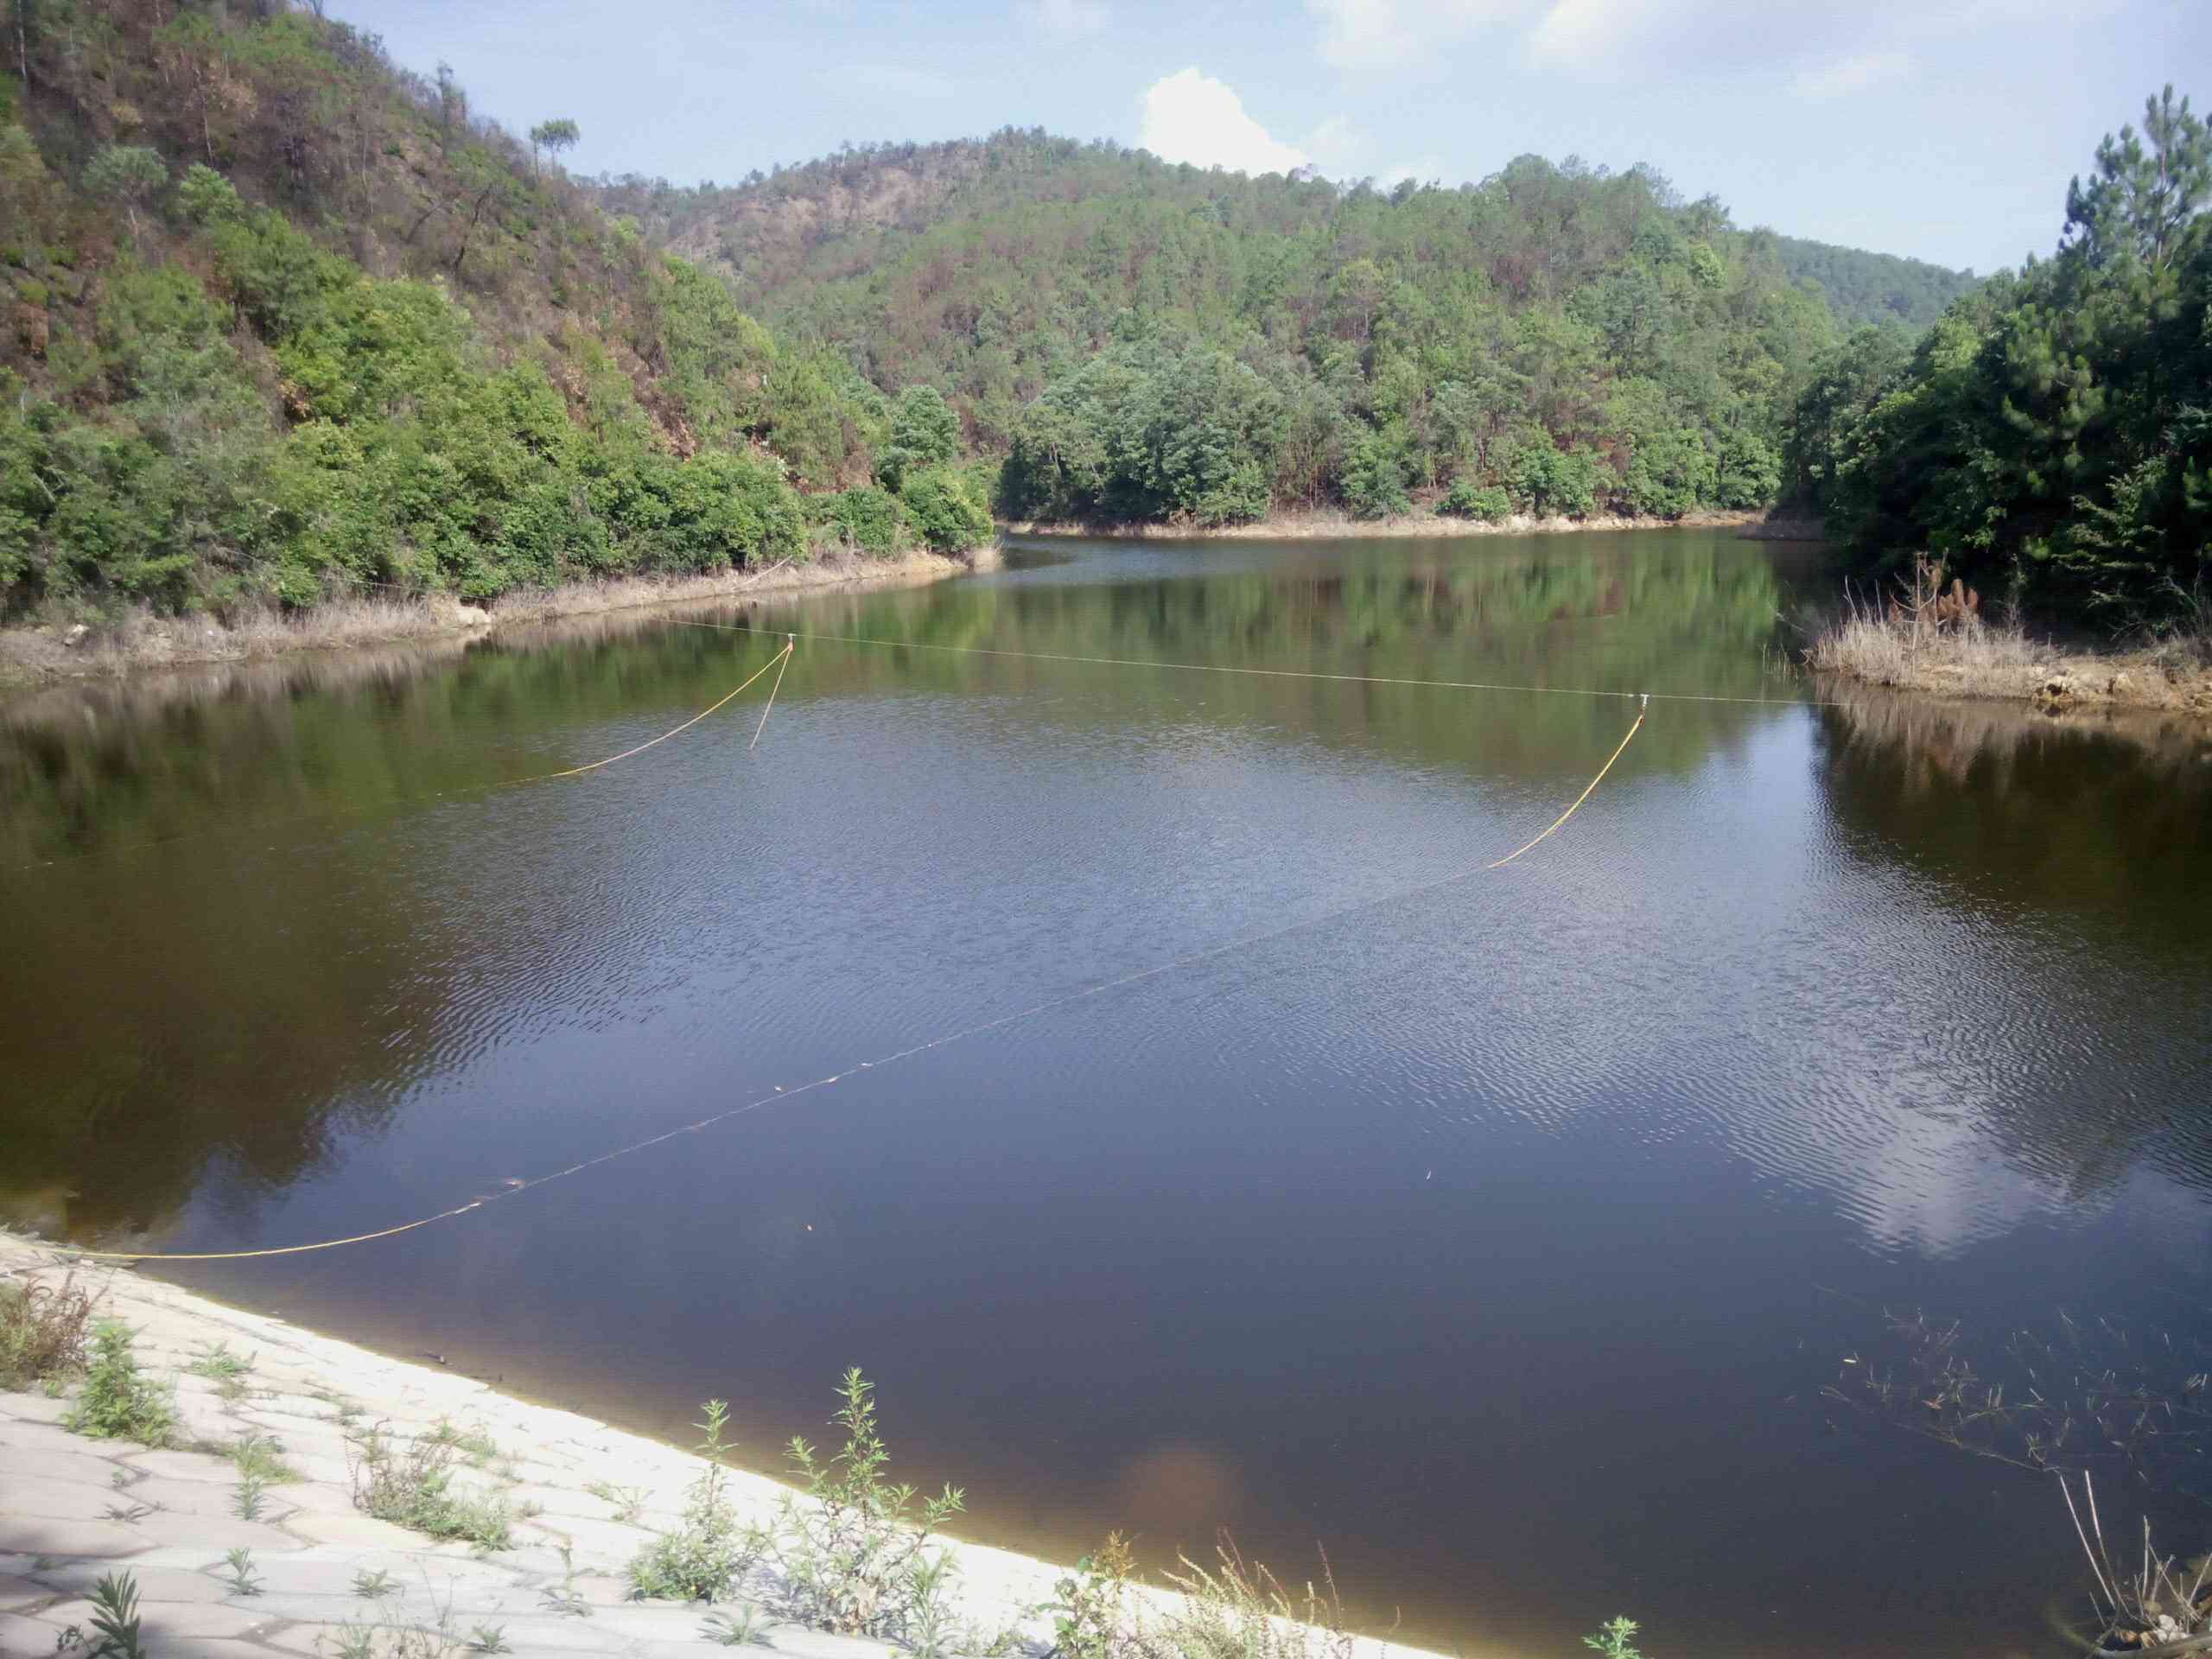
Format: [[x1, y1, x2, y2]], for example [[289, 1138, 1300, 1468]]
[[594, 130, 1977, 529], [0, 0, 987, 623], [1788, 86, 2210, 623]]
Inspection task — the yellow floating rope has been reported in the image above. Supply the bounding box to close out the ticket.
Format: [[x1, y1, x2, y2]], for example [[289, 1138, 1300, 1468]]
[[523, 637, 791, 783], [49, 702, 1647, 1265], [11, 638, 793, 873]]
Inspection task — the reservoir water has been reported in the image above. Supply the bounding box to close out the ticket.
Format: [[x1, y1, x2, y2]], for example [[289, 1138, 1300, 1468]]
[[5, 530, 2211, 1656]]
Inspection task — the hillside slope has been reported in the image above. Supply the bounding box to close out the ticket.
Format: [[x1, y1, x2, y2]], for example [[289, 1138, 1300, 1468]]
[[0, 2, 986, 626], [595, 130, 1974, 526]]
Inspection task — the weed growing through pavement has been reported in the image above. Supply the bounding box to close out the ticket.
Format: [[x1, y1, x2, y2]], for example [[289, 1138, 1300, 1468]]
[[701, 1604, 775, 1646], [187, 1342, 256, 1402], [347, 1424, 514, 1550], [88, 1571, 148, 1658], [223, 1548, 264, 1598], [537, 1547, 592, 1618], [65, 1322, 174, 1447], [584, 1479, 647, 1522]]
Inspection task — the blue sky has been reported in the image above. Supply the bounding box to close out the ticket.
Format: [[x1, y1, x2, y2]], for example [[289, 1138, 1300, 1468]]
[[340, 0, 2205, 273]]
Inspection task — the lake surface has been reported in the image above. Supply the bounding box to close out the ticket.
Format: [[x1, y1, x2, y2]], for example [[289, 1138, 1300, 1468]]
[[6, 530, 2212, 1658]]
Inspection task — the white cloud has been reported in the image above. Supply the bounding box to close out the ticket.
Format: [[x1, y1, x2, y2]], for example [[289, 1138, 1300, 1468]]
[[1019, 0, 1109, 38], [838, 63, 955, 99], [1308, 0, 1534, 71], [1137, 68, 1310, 175], [1790, 50, 1910, 98], [1526, 0, 1637, 67]]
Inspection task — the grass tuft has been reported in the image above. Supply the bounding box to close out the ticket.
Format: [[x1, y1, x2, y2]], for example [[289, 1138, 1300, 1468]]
[[347, 1423, 515, 1550], [188, 1340, 257, 1402]]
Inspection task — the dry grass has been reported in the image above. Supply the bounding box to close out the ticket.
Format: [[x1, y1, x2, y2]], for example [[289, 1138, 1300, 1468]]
[[1146, 1543, 1357, 1659], [1805, 558, 2212, 715], [2062, 1474, 2212, 1657], [0, 1269, 97, 1389]]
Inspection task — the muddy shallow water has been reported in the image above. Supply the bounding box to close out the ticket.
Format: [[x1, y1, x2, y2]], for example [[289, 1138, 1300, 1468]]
[[5, 531, 2211, 1657]]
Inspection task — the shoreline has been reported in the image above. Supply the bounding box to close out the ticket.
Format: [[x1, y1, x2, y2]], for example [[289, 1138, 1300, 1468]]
[[0, 1234, 1455, 1659], [0, 550, 974, 696], [1002, 506, 1792, 541], [1805, 617, 2212, 720]]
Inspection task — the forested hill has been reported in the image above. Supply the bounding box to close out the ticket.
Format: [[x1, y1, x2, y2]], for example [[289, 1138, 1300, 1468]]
[[0, 2, 990, 626], [1769, 236, 1978, 328], [592, 130, 1971, 525]]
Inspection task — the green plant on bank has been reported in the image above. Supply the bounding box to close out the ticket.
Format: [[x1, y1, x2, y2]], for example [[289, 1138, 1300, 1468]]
[[350, 1569, 401, 1600], [1, 1273, 94, 1389], [626, 1397, 755, 1601], [186, 1341, 256, 1401], [583, 1479, 647, 1522], [462, 1628, 510, 1655], [699, 1605, 775, 1646], [1582, 1617, 1644, 1658], [233, 1431, 300, 1483], [537, 1547, 592, 1618], [222, 1548, 264, 1598], [231, 1431, 296, 1520], [764, 1367, 966, 1647], [64, 1322, 175, 1446], [346, 1423, 515, 1549], [424, 1418, 503, 1469], [1044, 1533, 1137, 1659], [69, 1572, 148, 1659]]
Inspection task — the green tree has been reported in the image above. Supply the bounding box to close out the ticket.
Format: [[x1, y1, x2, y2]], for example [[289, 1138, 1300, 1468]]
[[875, 385, 960, 491], [85, 143, 168, 244], [899, 464, 991, 552], [2063, 86, 2209, 271], [528, 118, 580, 176]]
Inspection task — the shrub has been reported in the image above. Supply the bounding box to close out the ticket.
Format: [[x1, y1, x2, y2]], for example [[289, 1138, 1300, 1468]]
[[823, 486, 904, 556], [1338, 431, 1411, 519], [0, 1272, 93, 1389], [899, 465, 993, 553], [1434, 479, 1510, 521], [65, 1321, 175, 1446], [1508, 436, 1603, 518], [628, 1399, 755, 1602]]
